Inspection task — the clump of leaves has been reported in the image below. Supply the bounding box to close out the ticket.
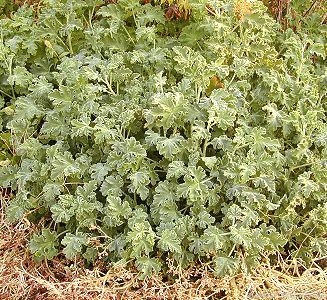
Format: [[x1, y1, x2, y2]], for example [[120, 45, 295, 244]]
[[0, 0, 326, 278]]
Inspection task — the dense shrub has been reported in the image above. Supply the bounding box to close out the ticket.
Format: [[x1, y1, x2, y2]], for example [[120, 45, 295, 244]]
[[0, 0, 326, 277]]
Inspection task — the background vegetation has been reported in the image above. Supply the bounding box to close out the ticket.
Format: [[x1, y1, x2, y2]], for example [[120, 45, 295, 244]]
[[0, 0, 326, 297]]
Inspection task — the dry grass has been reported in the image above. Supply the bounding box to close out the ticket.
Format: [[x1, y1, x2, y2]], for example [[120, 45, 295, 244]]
[[1, 194, 327, 300]]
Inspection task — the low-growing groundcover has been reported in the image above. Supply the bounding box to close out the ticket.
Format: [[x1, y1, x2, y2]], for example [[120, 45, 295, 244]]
[[0, 0, 326, 280]]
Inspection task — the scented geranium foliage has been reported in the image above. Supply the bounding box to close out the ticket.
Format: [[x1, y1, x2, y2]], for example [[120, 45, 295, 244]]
[[0, 0, 326, 277]]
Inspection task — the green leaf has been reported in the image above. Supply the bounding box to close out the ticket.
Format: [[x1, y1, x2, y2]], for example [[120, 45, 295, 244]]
[[151, 181, 179, 223], [48, 86, 75, 113], [71, 114, 93, 137], [29, 229, 59, 262], [100, 175, 124, 197], [132, 176, 150, 200], [96, 4, 125, 36], [148, 92, 188, 130], [311, 237, 327, 256], [262, 103, 284, 131], [0, 166, 18, 188], [166, 161, 186, 179], [104, 196, 132, 227], [201, 156, 217, 170], [177, 166, 209, 204], [253, 175, 276, 193], [14, 96, 44, 120], [308, 43, 326, 59], [207, 90, 237, 130], [200, 226, 228, 253], [137, 4, 165, 26], [93, 117, 119, 144], [230, 226, 253, 248], [51, 151, 81, 180], [7, 66, 33, 88], [261, 224, 287, 251], [214, 256, 239, 277], [179, 23, 208, 46], [298, 172, 320, 198], [158, 229, 182, 253], [90, 163, 110, 183], [61, 232, 88, 259], [83, 247, 98, 263], [135, 257, 162, 279], [5, 199, 27, 223], [196, 210, 215, 229], [41, 112, 71, 137], [126, 222, 155, 258], [146, 131, 185, 160], [50, 194, 75, 223]]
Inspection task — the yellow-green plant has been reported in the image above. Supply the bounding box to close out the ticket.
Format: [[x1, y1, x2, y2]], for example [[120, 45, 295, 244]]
[[0, 0, 326, 278]]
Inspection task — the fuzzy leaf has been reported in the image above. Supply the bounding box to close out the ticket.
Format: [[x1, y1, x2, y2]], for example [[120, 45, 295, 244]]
[[29, 229, 59, 262], [61, 232, 88, 259], [158, 229, 182, 253]]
